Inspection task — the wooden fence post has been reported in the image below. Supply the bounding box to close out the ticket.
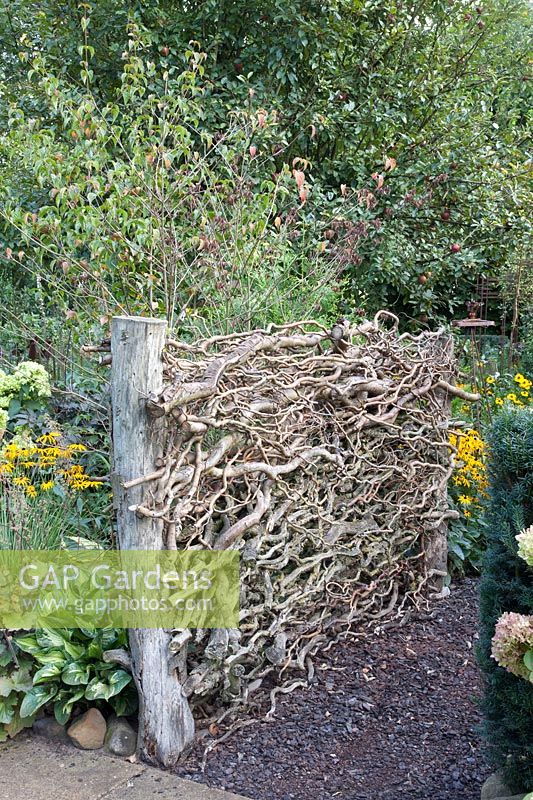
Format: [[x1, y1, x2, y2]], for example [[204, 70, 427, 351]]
[[111, 315, 195, 767]]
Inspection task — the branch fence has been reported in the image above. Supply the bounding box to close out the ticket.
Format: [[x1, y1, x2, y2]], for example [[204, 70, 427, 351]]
[[110, 311, 473, 766]]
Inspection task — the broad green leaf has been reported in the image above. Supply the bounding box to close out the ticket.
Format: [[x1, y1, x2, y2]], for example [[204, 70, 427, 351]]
[[5, 708, 36, 738], [84, 678, 110, 701], [0, 643, 13, 668], [33, 663, 62, 685], [84, 669, 131, 700], [62, 641, 85, 661], [449, 542, 465, 560], [13, 635, 40, 655], [100, 629, 120, 649], [36, 630, 71, 649], [53, 689, 84, 725], [62, 661, 91, 686], [86, 641, 102, 660], [19, 685, 58, 718], [10, 669, 33, 694], [0, 677, 15, 698], [107, 670, 132, 696], [0, 694, 18, 725], [78, 628, 98, 640], [33, 650, 67, 667]]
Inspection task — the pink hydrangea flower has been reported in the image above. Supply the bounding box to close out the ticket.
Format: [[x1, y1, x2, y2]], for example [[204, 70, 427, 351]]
[[491, 612, 533, 681]]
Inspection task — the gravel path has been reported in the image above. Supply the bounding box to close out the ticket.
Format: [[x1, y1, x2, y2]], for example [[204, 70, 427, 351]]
[[178, 578, 488, 800]]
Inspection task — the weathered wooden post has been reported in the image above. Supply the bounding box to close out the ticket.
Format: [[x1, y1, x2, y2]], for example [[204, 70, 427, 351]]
[[111, 316, 195, 766]]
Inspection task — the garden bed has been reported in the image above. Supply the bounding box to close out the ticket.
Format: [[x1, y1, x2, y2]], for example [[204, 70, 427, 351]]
[[178, 578, 487, 800]]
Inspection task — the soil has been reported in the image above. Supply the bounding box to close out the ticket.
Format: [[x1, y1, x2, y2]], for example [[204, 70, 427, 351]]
[[177, 578, 489, 800]]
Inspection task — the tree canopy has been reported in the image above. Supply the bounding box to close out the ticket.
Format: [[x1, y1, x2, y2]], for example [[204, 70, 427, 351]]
[[0, 0, 531, 332]]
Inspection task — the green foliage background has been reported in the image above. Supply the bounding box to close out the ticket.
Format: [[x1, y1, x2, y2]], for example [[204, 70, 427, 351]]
[[0, 0, 531, 334]]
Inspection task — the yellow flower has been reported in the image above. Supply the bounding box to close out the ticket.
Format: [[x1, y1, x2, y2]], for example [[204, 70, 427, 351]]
[[3, 444, 20, 461], [486, 376, 496, 385], [40, 447, 62, 458], [495, 398, 504, 406], [63, 444, 87, 458], [13, 476, 30, 486], [521, 391, 529, 397], [0, 463, 14, 475], [71, 478, 101, 490], [463, 509, 472, 518], [25, 485, 37, 498], [38, 458, 58, 468], [37, 432, 61, 444], [40, 480, 55, 491], [458, 495, 472, 504], [63, 465, 84, 476]]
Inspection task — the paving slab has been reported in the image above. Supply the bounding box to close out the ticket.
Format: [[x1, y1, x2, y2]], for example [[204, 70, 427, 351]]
[[104, 769, 249, 800], [0, 733, 249, 800], [0, 734, 144, 800]]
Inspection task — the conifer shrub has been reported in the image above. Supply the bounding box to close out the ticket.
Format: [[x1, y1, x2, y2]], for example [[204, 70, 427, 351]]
[[478, 408, 533, 791]]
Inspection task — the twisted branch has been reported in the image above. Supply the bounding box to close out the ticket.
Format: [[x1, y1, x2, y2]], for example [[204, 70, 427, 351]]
[[124, 313, 466, 724]]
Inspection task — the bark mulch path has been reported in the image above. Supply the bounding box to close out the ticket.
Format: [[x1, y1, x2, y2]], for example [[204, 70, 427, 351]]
[[177, 578, 488, 800]]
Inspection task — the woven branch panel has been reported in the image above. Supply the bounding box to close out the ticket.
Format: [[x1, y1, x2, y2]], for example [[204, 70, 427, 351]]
[[129, 311, 466, 719]]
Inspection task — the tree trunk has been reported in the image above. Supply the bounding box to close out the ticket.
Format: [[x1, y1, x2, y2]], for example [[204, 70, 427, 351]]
[[111, 315, 195, 767]]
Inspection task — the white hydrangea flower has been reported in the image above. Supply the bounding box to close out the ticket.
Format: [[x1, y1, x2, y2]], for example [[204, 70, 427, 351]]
[[0, 370, 20, 401], [12, 361, 51, 398], [517, 525, 533, 568]]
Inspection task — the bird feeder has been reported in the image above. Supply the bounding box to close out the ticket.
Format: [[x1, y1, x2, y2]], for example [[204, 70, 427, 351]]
[[452, 301, 495, 388]]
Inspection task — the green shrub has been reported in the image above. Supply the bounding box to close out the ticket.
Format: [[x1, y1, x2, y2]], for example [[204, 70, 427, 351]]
[[2, 1, 531, 327], [447, 512, 487, 576], [478, 408, 533, 791], [13, 628, 136, 726], [520, 314, 533, 377], [0, 637, 35, 742]]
